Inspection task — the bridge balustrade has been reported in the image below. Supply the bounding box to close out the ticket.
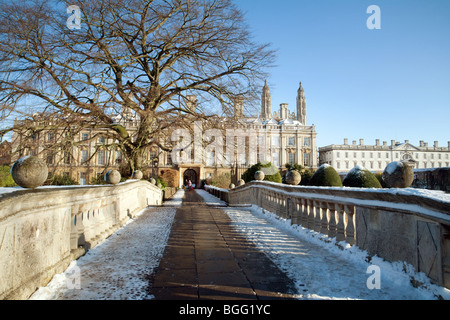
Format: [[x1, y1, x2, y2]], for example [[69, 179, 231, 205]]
[[205, 182, 450, 290]]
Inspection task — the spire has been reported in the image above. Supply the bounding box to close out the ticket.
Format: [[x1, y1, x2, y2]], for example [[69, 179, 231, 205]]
[[261, 80, 271, 120], [296, 81, 307, 125]]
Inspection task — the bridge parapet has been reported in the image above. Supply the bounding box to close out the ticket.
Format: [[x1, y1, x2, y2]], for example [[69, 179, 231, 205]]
[[0, 181, 162, 300], [206, 182, 450, 289]]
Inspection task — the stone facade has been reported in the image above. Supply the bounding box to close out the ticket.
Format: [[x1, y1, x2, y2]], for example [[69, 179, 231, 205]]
[[319, 138, 450, 172]]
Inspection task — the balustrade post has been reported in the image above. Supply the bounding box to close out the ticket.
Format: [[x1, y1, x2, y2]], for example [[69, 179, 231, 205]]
[[313, 201, 321, 232], [320, 202, 329, 234], [336, 204, 346, 242], [327, 202, 337, 238], [307, 200, 315, 230], [344, 205, 356, 245], [300, 199, 308, 227]]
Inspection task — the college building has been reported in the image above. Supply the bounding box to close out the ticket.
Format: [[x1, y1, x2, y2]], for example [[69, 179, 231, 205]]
[[319, 138, 450, 172], [10, 81, 318, 187]]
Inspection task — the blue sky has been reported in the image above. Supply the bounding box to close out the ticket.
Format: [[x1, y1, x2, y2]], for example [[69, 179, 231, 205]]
[[234, 0, 450, 148]]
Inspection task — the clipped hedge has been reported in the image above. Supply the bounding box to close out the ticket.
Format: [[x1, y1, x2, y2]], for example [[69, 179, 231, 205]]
[[342, 166, 382, 188], [309, 164, 343, 187]]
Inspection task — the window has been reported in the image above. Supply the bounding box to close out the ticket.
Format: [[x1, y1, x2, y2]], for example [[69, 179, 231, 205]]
[[46, 153, 54, 165], [47, 133, 54, 142], [64, 152, 71, 164], [303, 153, 310, 166], [98, 137, 106, 144], [81, 149, 88, 164], [271, 135, 280, 147], [98, 150, 106, 165], [82, 133, 89, 141], [272, 152, 279, 167], [288, 137, 295, 146], [288, 152, 295, 165], [304, 137, 311, 147], [80, 172, 87, 186]]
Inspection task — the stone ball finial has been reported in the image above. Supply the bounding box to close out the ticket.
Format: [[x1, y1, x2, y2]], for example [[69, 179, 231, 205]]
[[149, 178, 157, 185], [229, 183, 235, 189], [105, 170, 121, 185], [285, 170, 302, 185], [254, 170, 265, 181], [237, 179, 245, 186], [11, 156, 48, 188], [132, 170, 143, 180], [382, 160, 415, 188]]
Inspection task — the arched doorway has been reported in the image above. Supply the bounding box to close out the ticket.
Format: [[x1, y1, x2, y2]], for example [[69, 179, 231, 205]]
[[183, 169, 198, 189]]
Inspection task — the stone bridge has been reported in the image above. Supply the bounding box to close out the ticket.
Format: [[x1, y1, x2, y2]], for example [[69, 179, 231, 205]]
[[0, 180, 449, 300]]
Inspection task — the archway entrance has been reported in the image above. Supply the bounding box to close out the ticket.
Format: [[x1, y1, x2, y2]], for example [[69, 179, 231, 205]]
[[183, 169, 198, 189]]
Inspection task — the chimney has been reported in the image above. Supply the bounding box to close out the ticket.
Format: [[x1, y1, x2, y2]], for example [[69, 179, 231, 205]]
[[383, 141, 387, 146], [352, 140, 357, 145], [391, 140, 395, 146], [234, 96, 244, 119], [420, 140, 424, 147], [434, 141, 439, 148], [344, 138, 348, 145], [375, 139, 380, 146], [405, 140, 409, 144], [359, 139, 364, 146]]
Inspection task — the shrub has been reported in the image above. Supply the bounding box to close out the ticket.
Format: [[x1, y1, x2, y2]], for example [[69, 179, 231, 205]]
[[309, 164, 343, 187], [48, 173, 79, 186], [242, 162, 282, 184], [342, 166, 382, 188], [0, 165, 16, 187], [209, 172, 231, 189]]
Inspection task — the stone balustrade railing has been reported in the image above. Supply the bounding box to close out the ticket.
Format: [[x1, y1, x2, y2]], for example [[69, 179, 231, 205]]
[[205, 181, 450, 289], [0, 180, 162, 300]]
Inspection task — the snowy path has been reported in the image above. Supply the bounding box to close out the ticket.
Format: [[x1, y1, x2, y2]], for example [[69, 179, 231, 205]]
[[197, 190, 450, 300]]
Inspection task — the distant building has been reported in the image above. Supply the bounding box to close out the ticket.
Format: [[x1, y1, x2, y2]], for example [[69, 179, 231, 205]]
[[319, 138, 450, 172]]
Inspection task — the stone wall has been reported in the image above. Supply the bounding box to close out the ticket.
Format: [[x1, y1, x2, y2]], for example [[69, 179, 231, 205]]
[[0, 180, 162, 300], [221, 181, 450, 289]]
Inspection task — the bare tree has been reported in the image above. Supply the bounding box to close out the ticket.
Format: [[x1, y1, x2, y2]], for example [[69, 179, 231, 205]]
[[0, 0, 275, 174]]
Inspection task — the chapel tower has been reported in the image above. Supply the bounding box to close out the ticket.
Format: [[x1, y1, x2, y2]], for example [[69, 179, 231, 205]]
[[296, 82, 307, 125], [260, 80, 272, 120]]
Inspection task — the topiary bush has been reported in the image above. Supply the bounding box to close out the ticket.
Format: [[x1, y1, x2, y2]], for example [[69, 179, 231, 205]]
[[342, 166, 382, 188], [309, 164, 343, 187], [242, 162, 282, 183]]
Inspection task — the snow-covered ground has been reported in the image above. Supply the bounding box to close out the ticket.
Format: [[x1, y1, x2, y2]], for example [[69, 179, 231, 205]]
[[29, 190, 184, 300], [197, 189, 450, 300]]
